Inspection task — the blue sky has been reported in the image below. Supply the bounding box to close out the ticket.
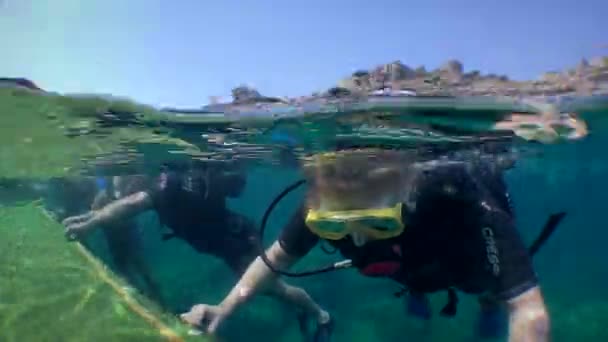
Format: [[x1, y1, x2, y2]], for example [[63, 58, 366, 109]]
[[1, 0, 606, 107]]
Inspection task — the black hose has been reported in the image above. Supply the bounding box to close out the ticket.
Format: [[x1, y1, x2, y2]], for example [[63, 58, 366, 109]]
[[258, 179, 352, 277]]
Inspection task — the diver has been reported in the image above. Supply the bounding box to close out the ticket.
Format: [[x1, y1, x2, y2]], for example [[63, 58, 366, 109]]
[[62, 160, 330, 335], [179, 148, 552, 342]]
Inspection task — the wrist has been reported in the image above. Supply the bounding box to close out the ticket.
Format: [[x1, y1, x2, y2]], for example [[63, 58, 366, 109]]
[[220, 285, 253, 313], [87, 210, 104, 228]]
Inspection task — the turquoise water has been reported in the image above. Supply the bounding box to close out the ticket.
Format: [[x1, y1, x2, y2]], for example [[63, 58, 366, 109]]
[[2, 90, 608, 341]]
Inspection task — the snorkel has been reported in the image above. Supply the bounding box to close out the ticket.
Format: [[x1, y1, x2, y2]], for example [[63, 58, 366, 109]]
[[258, 178, 354, 277]]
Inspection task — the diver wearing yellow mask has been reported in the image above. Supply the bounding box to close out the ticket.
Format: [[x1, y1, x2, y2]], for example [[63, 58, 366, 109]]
[[182, 148, 556, 342]]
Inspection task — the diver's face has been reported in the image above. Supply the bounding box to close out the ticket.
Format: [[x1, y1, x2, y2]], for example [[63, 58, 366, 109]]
[[309, 152, 408, 210], [306, 151, 411, 246]]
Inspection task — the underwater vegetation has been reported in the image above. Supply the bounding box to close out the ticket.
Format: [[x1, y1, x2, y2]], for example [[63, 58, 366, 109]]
[[0, 202, 204, 342]]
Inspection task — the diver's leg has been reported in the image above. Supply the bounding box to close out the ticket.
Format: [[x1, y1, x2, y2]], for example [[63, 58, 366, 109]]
[[103, 226, 137, 280], [406, 292, 432, 320], [404, 292, 433, 337], [263, 280, 333, 341], [105, 222, 165, 306], [477, 294, 508, 339], [92, 193, 134, 279], [126, 244, 165, 306], [127, 256, 164, 307]]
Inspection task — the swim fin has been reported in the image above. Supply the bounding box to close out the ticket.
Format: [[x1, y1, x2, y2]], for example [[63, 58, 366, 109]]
[[406, 293, 432, 320], [297, 313, 334, 342], [297, 312, 312, 342], [439, 288, 458, 317], [312, 317, 334, 342], [476, 296, 507, 339], [529, 212, 567, 256]]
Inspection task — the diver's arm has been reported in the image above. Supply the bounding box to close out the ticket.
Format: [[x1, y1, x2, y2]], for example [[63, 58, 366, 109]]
[[63, 191, 152, 236], [88, 191, 152, 227], [219, 241, 301, 313], [506, 286, 550, 342], [181, 206, 317, 332]]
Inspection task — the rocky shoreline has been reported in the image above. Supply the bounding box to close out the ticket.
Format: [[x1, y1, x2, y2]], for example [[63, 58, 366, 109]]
[[3, 56, 608, 107], [331, 57, 608, 98], [225, 56, 608, 107]]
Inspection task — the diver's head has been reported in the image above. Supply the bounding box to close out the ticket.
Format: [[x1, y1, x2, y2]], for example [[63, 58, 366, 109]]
[[303, 148, 412, 246], [304, 148, 414, 209]]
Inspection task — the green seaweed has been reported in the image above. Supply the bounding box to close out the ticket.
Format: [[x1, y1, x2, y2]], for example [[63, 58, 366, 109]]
[[0, 89, 200, 179], [0, 202, 207, 342]]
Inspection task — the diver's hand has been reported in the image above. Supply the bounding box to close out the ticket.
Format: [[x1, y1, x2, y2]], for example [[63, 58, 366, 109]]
[[62, 211, 96, 240], [180, 304, 229, 334]]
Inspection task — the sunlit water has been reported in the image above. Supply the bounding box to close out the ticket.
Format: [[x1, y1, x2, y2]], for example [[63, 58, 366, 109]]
[[1, 87, 608, 342]]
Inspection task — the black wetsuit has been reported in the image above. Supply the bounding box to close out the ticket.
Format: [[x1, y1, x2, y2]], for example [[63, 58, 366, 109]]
[[279, 161, 537, 302], [148, 164, 259, 274]]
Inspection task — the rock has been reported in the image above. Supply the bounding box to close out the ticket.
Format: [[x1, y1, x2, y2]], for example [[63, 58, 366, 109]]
[[384, 61, 415, 81], [0, 77, 43, 91], [330, 53, 608, 97], [230, 85, 285, 104], [352, 70, 370, 78], [463, 70, 481, 80], [440, 59, 464, 82], [589, 70, 608, 82], [231, 85, 262, 103], [589, 56, 608, 68], [541, 72, 562, 83], [338, 75, 371, 91], [441, 59, 463, 74], [577, 58, 590, 73], [338, 61, 416, 92], [326, 87, 352, 97], [414, 66, 427, 77]]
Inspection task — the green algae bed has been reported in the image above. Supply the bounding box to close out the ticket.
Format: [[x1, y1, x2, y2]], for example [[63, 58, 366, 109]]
[[0, 202, 206, 342], [0, 88, 203, 179]]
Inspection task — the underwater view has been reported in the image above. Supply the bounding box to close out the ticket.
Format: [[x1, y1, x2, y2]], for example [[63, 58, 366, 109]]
[[1, 75, 608, 342], [2, 2, 608, 341]]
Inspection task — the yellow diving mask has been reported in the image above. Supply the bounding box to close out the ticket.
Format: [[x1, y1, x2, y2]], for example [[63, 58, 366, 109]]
[[305, 203, 405, 240]]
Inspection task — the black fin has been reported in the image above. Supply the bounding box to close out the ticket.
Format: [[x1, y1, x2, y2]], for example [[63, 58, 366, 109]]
[[440, 288, 459, 317], [529, 212, 567, 256], [296, 312, 312, 342], [313, 318, 335, 342]]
